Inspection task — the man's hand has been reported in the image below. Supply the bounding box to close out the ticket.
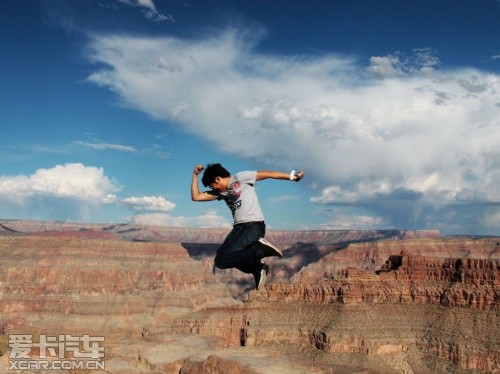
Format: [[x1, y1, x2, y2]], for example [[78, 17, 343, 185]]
[[294, 170, 304, 181], [194, 164, 204, 175]]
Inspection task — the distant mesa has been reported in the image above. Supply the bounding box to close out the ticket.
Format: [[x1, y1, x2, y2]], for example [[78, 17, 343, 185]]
[[0, 223, 20, 234]]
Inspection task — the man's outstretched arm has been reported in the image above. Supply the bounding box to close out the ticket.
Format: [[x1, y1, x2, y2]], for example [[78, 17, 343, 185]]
[[191, 164, 217, 202], [256, 170, 304, 182]]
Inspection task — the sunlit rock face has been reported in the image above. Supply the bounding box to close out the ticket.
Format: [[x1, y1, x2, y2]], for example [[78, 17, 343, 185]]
[[0, 220, 498, 373]]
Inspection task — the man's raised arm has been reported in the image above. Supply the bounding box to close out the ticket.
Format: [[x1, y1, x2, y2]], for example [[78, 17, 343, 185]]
[[191, 164, 217, 202]]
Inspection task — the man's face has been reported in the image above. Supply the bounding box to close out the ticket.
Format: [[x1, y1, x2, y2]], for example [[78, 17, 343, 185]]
[[210, 177, 227, 192]]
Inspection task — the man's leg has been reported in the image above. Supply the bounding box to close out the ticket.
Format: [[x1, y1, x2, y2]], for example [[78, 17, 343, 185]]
[[214, 222, 282, 289], [253, 263, 269, 290], [214, 222, 265, 271]]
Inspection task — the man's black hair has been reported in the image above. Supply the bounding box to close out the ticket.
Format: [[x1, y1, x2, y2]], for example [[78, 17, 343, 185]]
[[202, 163, 230, 187]]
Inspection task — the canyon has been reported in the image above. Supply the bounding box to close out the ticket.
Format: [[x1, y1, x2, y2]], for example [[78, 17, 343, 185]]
[[0, 220, 498, 373]]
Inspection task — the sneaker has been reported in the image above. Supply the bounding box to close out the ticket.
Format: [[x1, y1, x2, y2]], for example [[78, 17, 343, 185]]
[[254, 264, 269, 290], [258, 238, 283, 258]]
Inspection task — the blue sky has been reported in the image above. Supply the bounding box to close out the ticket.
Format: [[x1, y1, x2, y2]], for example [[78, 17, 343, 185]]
[[1, 0, 499, 235]]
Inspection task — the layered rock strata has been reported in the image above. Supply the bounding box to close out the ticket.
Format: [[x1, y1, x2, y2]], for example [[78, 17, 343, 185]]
[[164, 239, 499, 373], [293, 237, 499, 284], [0, 221, 498, 373], [0, 235, 238, 340], [254, 252, 499, 309], [1, 219, 443, 298]]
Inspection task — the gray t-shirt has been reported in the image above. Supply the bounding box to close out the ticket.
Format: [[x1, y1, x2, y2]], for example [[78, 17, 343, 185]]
[[211, 171, 265, 224]]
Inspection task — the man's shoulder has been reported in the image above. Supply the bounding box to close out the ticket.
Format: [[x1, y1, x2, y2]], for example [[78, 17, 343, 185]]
[[232, 171, 256, 186], [234, 170, 257, 180]]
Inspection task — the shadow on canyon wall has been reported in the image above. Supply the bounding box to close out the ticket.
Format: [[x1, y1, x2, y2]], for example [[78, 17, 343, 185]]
[[181, 232, 401, 279]]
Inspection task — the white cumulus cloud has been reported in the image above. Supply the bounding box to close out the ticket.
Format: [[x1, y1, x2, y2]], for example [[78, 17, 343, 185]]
[[122, 195, 175, 212], [85, 28, 500, 234], [0, 163, 121, 221], [129, 210, 231, 228], [0, 163, 119, 204], [0, 164, 183, 223], [367, 49, 440, 78]]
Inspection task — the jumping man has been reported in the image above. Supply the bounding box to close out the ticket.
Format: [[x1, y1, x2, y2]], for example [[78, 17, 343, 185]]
[[191, 163, 304, 290]]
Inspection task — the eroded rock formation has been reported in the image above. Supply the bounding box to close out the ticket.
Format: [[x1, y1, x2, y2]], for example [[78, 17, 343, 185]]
[[164, 238, 499, 373], [0, 220, 498, 373], [253, 252, 499, 309]]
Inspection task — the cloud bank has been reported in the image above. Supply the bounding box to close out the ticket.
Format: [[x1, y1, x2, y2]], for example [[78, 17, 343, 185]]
[[129, 210, 231, 228], [0, 163, 182, 224], [84, 28, 500, 234]]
